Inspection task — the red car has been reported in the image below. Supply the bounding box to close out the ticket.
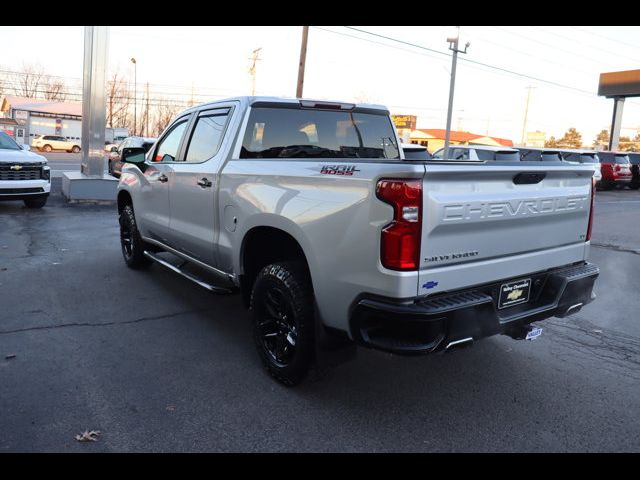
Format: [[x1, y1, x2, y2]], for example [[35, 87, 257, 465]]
[[597, 152, 632, 190]]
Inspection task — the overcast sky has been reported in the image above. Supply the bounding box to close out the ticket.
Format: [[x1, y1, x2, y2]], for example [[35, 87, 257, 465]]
[[1, 25, 639, 144]]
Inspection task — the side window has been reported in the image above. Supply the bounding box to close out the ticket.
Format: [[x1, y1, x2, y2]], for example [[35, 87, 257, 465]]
[[152, 120, 189, 162], [432, 149, 443, 160], [184, 111, 230, 163], [450, 148, 468, 160]]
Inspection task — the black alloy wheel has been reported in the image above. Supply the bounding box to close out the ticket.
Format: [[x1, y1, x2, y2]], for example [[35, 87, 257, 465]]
[[251, 262, 315, 386]]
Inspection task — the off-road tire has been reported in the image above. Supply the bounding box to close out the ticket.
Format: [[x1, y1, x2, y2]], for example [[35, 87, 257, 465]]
[[250, 261, 315, 386], [119, 204, 152, 269]]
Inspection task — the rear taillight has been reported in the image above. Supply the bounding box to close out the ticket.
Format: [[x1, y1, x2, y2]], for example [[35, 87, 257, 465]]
[[376, 178, 422, 270], [586, 176, 595, 242]]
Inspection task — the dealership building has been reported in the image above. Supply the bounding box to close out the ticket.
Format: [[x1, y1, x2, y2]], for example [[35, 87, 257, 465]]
[[0, 95, 82, 146]]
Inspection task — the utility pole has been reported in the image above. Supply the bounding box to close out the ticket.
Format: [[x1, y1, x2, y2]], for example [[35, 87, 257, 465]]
[[443, 26, 470, 160], [296, 26, 309, 98], [520, 85, 535, 146], [248, 48, 262, 96], [130, 57, 137, 136], [145, 82, 149, 137]]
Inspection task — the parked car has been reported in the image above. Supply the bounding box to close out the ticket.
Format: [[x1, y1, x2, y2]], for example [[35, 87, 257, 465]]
[[32, 135, 81, 153], [627, 152, 640, 190], [559, 149, 602, 184], [596, 151, 632, 190], [108, 136, 157, 178], [104, 135, 128, 152], [116, 96, 599, 386], [401, 143, 431, 160], [432, 144, 520, 161], [0, 131, 51, 208]]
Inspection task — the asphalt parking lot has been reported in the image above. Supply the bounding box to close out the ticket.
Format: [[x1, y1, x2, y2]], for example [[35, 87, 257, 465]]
[[1, 180, 639, 452]]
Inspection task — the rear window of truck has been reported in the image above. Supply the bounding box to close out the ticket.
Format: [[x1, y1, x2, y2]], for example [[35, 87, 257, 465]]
[[240, 106, 400, 159]]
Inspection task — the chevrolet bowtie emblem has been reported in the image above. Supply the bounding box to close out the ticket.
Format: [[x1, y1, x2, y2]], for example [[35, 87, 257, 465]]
[[507, 289, 523, 301], [10, 165, 23, 171]]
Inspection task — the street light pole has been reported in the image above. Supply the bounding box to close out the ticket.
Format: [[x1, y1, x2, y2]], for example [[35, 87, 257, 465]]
[[443, 26, 469, 160], [131, 57, 137, 136]]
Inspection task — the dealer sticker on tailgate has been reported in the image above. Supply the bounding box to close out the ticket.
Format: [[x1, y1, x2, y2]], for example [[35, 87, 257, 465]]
[[498, 278, 531, 309]]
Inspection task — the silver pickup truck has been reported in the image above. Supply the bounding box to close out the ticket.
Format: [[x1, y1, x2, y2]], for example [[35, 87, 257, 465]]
[[116, 96, 599, 385]]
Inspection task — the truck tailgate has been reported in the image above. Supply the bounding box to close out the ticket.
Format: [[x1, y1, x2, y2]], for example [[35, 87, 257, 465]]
[[418, 163, 594, 296]]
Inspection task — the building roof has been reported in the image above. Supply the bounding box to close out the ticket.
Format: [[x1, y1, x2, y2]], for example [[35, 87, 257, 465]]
[[0, 118, 19, 126], [412, 128, 514, 147], [1, 95, 82, 117]]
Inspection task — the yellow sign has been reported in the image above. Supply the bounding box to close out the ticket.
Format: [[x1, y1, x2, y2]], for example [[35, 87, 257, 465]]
[[392, 115, 417, 130]]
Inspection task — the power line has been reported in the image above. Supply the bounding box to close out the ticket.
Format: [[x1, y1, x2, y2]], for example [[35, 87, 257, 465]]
[[529, 26, 640, 64], [312, 26, 449, 63], [0, 68, 239, 99], [491, 26, 624, 71], [467, 29, 601, 77], [570, 26, 640, 51], [337, 26, 597, 96], [336, 25, 640, 110]]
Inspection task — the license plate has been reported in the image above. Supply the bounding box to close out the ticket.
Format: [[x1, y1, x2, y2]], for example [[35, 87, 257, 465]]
[[498, 278, 531, 309]]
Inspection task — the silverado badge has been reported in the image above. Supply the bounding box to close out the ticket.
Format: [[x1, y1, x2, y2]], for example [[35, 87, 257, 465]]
[[10, 165, 23, 171]]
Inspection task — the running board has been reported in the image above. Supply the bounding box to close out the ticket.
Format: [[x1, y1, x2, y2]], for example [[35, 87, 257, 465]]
[[143, 251, 233, 294]]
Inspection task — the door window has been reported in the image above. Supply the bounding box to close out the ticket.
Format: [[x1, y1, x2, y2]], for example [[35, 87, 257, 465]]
[[184, 111, 230, 163], [152, 120, 189, 162]]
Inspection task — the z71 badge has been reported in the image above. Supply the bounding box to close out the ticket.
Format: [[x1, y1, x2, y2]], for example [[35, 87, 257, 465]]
[[320, 165, 360, 176]]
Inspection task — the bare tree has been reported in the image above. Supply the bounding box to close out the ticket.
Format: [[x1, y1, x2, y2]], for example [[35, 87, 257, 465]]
[[42, 78, 67, 101], [106, 71, 130, 128], [13, 63, 45, 98], [151, 98, 180, 137]]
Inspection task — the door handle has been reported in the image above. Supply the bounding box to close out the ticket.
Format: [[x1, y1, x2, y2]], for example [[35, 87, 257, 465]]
[[197, 177, 212, 188], [158, 174, 168, 183]]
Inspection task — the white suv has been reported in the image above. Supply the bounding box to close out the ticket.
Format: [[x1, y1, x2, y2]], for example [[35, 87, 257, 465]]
[[0, 132, 51, 208], [32, 135, 81, 153]]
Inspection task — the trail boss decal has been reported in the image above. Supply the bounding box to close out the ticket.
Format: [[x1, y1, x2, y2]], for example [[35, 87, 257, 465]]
[[320, 165, 360, 176]]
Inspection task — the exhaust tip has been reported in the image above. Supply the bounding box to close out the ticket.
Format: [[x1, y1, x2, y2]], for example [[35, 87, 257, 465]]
[[556, 302, 583, 318], [445, 337, 473, 352]]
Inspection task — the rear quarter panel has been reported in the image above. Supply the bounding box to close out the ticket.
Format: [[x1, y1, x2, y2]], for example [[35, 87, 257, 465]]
[[218, 159, 425, 332]]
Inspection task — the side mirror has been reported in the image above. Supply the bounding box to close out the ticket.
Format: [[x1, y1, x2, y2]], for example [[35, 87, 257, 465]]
[[121, 147, 146, 165], [21, 144, 31, 151], [110, 146, 119, 153]]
